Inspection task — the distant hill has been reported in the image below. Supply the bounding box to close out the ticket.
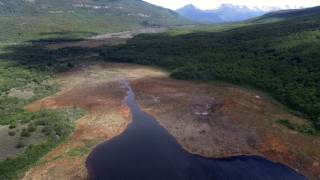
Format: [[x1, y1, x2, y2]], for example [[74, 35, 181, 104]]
[[253, 5, 320, 23], [176, 4, 266, 23], [176, 4, 222, 23], [0, 0, 190, 42]]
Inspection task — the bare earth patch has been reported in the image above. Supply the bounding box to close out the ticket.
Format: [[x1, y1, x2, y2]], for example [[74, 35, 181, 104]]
[[0, 125, 46, 161], [8, 88, 34, 100], [46, 28, 167, 50], [22, 62, 319, 179]]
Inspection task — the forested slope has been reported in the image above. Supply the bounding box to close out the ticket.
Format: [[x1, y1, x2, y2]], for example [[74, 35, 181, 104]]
[[101, 9, 320, 130]]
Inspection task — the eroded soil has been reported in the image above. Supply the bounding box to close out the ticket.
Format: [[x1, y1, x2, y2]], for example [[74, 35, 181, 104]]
[[22, 62, 320, 179]]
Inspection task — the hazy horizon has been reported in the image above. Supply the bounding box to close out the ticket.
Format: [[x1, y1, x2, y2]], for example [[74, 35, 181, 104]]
[[144, 0, 320, 10]]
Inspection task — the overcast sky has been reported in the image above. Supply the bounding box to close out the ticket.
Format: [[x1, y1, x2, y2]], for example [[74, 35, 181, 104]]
[[144, 0, 320, 10]]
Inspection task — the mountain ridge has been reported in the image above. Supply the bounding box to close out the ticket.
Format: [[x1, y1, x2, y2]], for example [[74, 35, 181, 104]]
[[176, 3, 266, 23], [254, 5, 320, 22]]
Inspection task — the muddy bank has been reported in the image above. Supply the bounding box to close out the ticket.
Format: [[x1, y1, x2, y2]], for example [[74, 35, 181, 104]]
[[86, 81, 304, 180], [130, 78, 320, 179]]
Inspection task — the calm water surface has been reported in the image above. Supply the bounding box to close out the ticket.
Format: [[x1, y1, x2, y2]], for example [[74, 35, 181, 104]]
[[86, 81, 306, 180]]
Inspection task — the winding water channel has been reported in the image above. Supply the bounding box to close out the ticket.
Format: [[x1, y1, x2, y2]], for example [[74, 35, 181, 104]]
[[86, 81, 305, 180]]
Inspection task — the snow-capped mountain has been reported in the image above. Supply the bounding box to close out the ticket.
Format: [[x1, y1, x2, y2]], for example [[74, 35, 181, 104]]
[[176, 4, 268, 23]]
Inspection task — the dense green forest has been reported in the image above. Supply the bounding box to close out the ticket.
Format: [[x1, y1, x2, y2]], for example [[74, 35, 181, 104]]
[[100, 12, 320, 130], [254, 6, 320, 23]]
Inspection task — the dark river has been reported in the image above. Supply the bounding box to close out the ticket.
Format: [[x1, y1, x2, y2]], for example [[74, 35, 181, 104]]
[[86, 81, 306, 180]]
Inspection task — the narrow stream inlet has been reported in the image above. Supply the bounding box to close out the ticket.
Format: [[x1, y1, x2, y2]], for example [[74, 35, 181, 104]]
[[86, 81, 305, 180]]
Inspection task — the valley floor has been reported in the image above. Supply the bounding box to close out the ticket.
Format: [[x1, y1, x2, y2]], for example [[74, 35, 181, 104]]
[[22, 61, 320, 179], [0, 28, 318, 179]]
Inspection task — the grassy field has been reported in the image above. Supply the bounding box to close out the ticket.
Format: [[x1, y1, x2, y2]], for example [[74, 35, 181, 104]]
[[0, 13, 143, 43], [0, 45, 85, 179], [167, 23, 249, 35], [0, 0, 190, 43]]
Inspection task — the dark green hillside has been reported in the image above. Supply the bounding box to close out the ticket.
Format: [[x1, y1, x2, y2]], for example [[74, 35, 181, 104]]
[[101, 9, 320, 130], [253, 5, 320, 23], [0, 0, 190, 42]]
